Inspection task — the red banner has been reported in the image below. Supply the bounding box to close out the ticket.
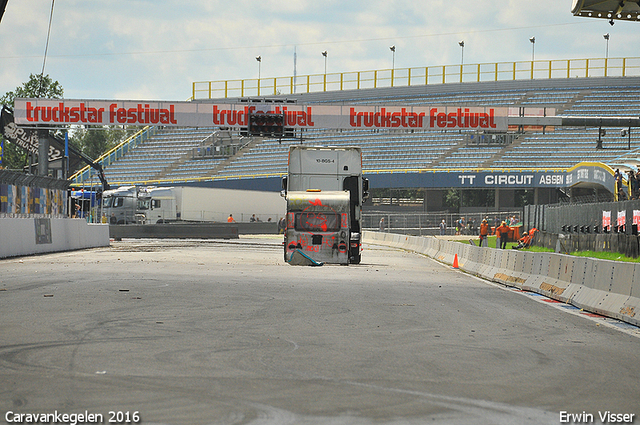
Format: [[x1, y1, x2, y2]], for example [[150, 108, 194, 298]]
[[14, 98, 509, 131], [617, 210, 626, 227], [602, 211, 611, 230]]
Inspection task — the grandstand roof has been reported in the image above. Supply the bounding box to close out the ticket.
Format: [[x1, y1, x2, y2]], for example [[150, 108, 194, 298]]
[[572, 0, 640, 22]]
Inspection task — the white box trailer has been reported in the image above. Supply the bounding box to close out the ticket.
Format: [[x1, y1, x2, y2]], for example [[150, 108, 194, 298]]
[[286, 146, 364, 193], [137, 186, 285, 224]]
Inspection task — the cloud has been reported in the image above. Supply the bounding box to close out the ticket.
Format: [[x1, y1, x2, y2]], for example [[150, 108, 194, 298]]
[[0, 0, 637, 101]]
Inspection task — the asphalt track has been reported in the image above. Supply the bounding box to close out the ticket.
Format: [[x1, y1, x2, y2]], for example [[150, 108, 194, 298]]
[[0, 237, 639, 425]]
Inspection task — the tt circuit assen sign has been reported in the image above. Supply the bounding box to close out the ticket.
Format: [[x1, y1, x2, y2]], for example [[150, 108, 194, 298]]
[[14, 98, 509, 131], [373, 163, 616, 192], [379, 170, 570, 189]]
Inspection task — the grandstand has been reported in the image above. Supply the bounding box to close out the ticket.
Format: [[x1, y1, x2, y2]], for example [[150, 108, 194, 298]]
[[73, 71, 640, 207]]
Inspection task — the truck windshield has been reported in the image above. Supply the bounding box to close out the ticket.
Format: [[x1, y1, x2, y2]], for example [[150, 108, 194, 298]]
[[102, 197, 112, 208], [295, 212, 341, 232], [137, 199, 150, 210]]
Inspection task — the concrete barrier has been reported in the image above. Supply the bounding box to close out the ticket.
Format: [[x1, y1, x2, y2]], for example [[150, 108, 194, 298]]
[[462, 245, 482, 276], [506, 250, 529, 287], [0, 218, 110, 259], [556, 256, 591, 304], [109, 223, 239, 240], [364, 231, 639, 327], [492, 250, 515, 286]]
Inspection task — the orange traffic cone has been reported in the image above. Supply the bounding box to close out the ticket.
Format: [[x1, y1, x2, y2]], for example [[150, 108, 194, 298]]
[[453, 254, 459, 269]]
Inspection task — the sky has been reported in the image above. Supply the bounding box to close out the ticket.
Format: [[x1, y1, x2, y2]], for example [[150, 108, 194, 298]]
[[0, 0, 638, 102]]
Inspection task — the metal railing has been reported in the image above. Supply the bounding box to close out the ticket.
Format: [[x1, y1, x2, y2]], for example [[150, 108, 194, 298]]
[[69, 126, 156, 187], [524, 200, 640, 236], [192, 56, 640, 100], [92, 164, 577, 189], [363, 211, 523, 236]]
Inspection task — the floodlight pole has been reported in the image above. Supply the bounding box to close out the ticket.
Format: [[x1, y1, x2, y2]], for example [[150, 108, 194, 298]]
[[322, 50, 328, 91], [256, 56, 262, 95], [529, 37, 535, 80], [530, 37, 535, 62], [322, 50, 327, 75], [390, 46, 396, 87], [458, 41, 464, 83]]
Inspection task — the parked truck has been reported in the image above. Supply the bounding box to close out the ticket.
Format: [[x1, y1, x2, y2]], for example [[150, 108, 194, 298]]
[[103, 186, 285, 224], [101, 186, 139, 224], [282, 146, 369, 264]]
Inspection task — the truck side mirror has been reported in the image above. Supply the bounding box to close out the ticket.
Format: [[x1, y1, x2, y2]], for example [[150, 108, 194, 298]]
[[362, 178, 370, 200], [281, 176, 288, 197]]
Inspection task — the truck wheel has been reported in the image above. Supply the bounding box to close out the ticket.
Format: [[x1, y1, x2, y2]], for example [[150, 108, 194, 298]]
[[349, 247, 361, 264], [283, 236, 288, 262]]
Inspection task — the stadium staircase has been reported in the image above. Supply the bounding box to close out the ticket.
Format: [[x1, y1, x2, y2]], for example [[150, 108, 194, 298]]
[[152, 147, 194, 180], [427, 144, 461, 168], [480, 133, 526, 168], [155, 130, 238, 180], [556, 91, 588, 115], [207, 137, 263, 177]]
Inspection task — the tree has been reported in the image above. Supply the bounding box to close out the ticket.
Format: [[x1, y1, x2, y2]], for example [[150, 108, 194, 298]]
[[1, 74, 64, 170], [1, 74, 133, 173], [444, 188, 460, 210], [444, 188, 495, 211], [70, 126, 133, 163]]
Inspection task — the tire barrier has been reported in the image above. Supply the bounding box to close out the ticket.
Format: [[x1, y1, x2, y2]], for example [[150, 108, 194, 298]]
[[364, 231, 639, 327], [0, 218, 110, 259]]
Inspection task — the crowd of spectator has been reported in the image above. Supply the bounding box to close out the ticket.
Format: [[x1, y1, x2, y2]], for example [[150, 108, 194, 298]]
[[454, 215, 520, 236], [615, 169, 640, 201]]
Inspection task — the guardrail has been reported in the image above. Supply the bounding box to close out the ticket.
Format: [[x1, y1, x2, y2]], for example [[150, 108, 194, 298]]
[[364, 231, 640, 327], [193, 56, 640, 99]]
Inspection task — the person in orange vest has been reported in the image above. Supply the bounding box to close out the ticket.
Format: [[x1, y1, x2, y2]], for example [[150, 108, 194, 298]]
[[496, 221, 510, 249], [479, 218, 489, 247], [227, 214, 236, 223]]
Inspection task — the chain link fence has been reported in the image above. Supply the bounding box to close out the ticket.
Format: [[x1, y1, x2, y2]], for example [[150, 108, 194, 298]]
[[363, 210, 523, 236]]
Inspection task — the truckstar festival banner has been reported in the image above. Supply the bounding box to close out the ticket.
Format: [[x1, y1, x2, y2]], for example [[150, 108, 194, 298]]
[[14, 98, 509, 132]]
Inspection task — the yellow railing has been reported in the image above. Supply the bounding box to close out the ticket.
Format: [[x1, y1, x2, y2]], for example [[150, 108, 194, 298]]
[[69, 126, 154, 186], [192, 57, 640, 100]]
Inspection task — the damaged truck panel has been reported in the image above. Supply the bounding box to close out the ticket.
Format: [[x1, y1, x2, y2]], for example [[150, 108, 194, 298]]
[[285, 191, 351, 265]]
